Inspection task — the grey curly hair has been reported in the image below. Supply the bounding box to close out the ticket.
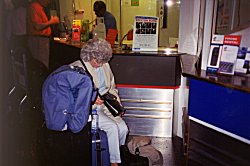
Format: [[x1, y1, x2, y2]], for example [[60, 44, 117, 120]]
[[80, 38, 112, 64]]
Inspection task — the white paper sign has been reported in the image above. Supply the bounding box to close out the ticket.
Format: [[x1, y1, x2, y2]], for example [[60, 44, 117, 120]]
[[220, 45, 239, 63], [132, 16, 159, 51], [235, 47, 250, 74]]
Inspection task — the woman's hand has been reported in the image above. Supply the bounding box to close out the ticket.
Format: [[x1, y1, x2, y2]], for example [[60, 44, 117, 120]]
[[95, 96, 104, 105], [50, 16, 59, 24], [119, 111, 125, 117]]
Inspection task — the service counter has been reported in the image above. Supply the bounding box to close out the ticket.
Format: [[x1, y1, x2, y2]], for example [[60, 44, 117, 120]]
[[181, 54, 250, 165], [50, 40, 183, 137]]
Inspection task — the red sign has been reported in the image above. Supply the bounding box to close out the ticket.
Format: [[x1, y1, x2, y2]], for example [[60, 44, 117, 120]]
[[223, 35, 241, 46]]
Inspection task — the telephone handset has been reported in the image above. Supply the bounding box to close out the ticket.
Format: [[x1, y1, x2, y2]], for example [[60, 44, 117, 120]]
[[210, 47, 220, 66]]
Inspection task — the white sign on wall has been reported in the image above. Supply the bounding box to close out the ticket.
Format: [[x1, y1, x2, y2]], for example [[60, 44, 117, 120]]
[[132, 16, 159, 51]]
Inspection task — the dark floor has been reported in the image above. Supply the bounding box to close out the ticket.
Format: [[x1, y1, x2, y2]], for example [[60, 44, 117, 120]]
[[128, 135, 186, 166], [1, 89, 186, 166]]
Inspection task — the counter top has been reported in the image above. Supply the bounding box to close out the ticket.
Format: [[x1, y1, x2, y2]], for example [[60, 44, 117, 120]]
[[53, 38, 83, 49], [181, 54, 250, 93], [53, 39, 181, 57], [52, 40, 250, 93], [112, 48, 180, 57]]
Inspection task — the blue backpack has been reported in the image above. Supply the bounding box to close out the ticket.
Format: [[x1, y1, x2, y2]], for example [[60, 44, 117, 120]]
[[42, 65, 97, 133]]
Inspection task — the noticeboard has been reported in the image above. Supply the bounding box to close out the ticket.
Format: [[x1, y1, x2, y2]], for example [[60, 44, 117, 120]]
[[132, 16, 159, 51]]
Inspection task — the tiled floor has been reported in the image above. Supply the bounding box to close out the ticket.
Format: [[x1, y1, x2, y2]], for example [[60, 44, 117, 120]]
[[126, 135, 186, 166], [151, 137, 186, 166]]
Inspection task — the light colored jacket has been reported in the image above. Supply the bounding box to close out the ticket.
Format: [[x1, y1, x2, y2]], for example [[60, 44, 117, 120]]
[[70, 60, 122, 120]]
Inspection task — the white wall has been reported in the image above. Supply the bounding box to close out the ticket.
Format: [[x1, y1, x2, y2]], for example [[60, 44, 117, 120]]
[[173, 77, 189, 138], [158, 1, 180, 47], [231, 27, 250, 47], [121, 0, 157, 38], [201, 0, 215, 70], [178, 0, 200, 55], [59, 0, 99, 25], [174, 0, 202, 138]]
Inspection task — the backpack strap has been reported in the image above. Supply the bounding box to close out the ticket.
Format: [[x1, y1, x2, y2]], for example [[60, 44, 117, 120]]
[[79, 58, 101, 95], [79, 58, 92, 78], [79, 59, 99, 115], [79, 58, 97, 89]]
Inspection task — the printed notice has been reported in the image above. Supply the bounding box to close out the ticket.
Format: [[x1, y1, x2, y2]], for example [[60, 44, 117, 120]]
[[132, 16, 159, 51], [235, 47, 250, 74], [218, 35, 241, 75]]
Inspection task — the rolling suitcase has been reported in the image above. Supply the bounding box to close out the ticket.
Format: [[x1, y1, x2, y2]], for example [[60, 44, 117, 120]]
[[92, 129, 110, 166]]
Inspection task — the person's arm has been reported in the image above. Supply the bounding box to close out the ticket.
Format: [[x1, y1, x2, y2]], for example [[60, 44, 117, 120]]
[[29, 6, 59, 31], [34, 16, 59, 31]]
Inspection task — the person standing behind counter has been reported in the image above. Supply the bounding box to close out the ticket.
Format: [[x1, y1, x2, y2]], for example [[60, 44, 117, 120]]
[[27, 0, 59, 69], [93, 1, 117, 36]]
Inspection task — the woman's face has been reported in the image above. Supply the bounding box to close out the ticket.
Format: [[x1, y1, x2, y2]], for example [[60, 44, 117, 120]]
[[89, 58, 103, 68]]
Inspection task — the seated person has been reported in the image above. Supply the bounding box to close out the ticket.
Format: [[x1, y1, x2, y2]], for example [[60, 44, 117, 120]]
[[70, 38, 129, 166]]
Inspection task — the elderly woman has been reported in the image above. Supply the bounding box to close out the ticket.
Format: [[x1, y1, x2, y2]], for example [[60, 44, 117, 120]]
[[70, 38, 128, 166]]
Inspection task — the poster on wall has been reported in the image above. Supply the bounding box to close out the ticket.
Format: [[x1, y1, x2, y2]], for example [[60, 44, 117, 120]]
[[132, 16, 159, 51]]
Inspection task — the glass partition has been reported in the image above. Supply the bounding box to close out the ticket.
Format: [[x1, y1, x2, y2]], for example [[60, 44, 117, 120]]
[[215, 0, 250, 34], [118, 0, 180, 47], [59, 0, 180, 47]]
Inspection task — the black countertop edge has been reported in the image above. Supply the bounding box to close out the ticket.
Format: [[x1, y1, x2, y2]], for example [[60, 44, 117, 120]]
[[53, 39, 183, 57], [180, 54, 250, 94], [112, 49, 184, 56]]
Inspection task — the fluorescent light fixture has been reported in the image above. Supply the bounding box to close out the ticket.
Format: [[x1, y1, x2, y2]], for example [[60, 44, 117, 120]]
[[166, 0, 174, 7]]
